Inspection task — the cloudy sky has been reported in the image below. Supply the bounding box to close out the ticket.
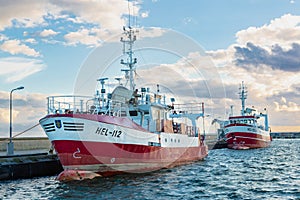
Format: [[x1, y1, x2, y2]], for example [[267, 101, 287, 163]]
[[0, 0, 300, 138]]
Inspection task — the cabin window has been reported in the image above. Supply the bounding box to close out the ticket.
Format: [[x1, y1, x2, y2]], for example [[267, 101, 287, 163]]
[[178, 139, 180, 143], [129, 110, 138, 116], [174, 139, 176, 143], [165, 138, 167, 142], [171, 138, 173, 142]]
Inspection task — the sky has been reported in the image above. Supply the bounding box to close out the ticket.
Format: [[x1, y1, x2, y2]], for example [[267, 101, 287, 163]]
[[0, 0, 300, 138]]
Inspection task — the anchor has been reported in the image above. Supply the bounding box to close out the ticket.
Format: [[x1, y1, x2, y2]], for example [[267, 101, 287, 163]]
[[73, 148, 81, 159]]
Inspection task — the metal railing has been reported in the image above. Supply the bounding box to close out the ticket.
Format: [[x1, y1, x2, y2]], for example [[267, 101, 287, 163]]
[[172, 103, 204, 115], [47, 95, 93, 114], [46, 95, 129, 117]]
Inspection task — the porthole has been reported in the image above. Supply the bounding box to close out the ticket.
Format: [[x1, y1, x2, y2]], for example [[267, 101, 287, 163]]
[[165, 138, 167, 142], [174, 139, 176, 143], [171, 138, 173, 142]]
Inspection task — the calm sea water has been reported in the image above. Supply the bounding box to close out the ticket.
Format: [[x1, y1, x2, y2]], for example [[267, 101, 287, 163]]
[[0, 139, 299, 200]]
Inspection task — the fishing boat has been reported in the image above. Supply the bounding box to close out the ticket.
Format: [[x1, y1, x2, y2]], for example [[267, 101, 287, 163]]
[[223, 82, 272, 149], [39, 26, 208, 181]]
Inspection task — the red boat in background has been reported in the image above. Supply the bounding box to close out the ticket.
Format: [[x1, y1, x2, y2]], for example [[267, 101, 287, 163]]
[[224, 82, 272, 149], [39, 26, 208, 181]]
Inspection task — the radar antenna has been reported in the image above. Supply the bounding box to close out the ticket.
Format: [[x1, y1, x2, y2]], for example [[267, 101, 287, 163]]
[[239, 81, 248, 116], [97, 78, 108, 108], [120, 27, 137, 91]]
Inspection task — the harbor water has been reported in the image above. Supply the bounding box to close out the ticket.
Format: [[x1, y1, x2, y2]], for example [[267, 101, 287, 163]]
[[0, 139, 299, 200]]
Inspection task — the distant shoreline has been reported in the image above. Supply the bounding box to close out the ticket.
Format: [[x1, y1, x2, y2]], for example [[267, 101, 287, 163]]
[[0, 137, 51, 151]]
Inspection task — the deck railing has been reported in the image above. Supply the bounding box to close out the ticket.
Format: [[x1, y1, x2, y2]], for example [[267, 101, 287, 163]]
[[47, 95, 94, 114], [46, 95, 129, 117], [172, 103, 204, 115]]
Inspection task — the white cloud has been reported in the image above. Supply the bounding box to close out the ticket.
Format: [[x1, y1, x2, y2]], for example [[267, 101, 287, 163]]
[[25, 38, 37, 44], [0, 91, 47, 137], [0, 1, 141, 34], [141, 11, 149, 18], [0, 1, 53, 31], [63, 26, 166, 47], [64, 28, 101, 47], [52, 0, 140, 30], [0, 57, 46, 82], [274, 101, 300, 112], [66, 17, 84, 24], [0, 39, 40, 57], [40, 29, 59, 37], [0, 1, 146, 47], [281, 97, 287, 104], [206, 45, 236, 67], [208, 14, 300, 96], [138, 27, 166, 38], [204, 14, 300, 126], [0, 34, 8, 41], [236, 14, 300, 50]]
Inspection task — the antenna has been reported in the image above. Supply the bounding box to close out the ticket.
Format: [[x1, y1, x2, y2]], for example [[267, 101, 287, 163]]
[[120, 28, 137, 91], [127, 0, 131, 28], [239, 81, 247, 116], [97, 78, 108, 108], [119, 0, 138, 91]]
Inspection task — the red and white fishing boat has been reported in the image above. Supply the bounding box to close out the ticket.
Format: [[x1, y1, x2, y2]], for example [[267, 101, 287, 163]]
[[224, 82, 272, 149], [39, 26, 208, 181]]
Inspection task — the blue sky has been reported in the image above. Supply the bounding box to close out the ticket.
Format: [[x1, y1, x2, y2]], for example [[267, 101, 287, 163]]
[[0, 0, 300, 137]]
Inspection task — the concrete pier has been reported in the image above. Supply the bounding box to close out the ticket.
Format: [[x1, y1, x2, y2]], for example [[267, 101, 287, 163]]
[[0, 138, 63, 180], [0, 150, 63, 180]]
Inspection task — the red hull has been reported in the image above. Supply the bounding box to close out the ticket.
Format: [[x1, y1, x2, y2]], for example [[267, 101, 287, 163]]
[[226, 132, 271, 149], [53, 140, 208, 176]]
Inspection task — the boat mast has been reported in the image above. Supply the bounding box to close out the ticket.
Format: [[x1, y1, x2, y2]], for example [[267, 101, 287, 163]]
[[230, 105, 234, 117], [120, 26, 137, 91], [97, 77, 108, 108], [239, 82, 247, 116]]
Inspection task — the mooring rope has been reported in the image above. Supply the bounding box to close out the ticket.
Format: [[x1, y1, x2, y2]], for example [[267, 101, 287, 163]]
[[12, 123, 40, 138], [0, 123, 40, 142]]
